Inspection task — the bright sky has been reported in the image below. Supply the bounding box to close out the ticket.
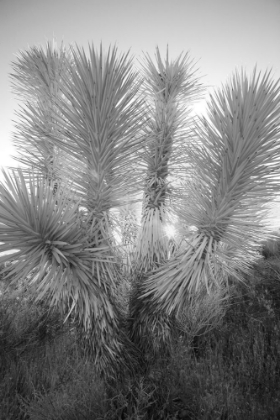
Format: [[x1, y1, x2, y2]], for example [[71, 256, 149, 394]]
[[0, 0, 280, 226]]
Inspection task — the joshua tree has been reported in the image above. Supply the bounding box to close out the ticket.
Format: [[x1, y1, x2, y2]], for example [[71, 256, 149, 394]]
[[1, 42, 280, 378]]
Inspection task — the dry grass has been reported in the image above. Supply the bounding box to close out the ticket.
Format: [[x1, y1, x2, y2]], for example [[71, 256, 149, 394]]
[[1, 245, 280, 419]]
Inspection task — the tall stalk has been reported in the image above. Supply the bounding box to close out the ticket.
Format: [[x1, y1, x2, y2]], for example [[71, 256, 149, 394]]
[[135, 47, 204, 272], [129, 47, 204, 359]]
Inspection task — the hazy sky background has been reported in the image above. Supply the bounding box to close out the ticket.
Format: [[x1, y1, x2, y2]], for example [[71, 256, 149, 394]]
[[1, 0, 280, 225]]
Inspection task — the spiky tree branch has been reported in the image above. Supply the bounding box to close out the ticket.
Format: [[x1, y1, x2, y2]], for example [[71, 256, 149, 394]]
[[135, 46, 204, 272], [1, 43, 147, 375], [10, 41, 74, 193], [137, 67, 280, 321], [129, 47, 205, 359]]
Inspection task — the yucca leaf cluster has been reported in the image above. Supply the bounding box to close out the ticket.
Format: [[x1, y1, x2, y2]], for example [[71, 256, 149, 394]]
[[1, 41, 147, 376], [1, 41, 280, 376], [135, 47, 204, 272], [136, 67, 280, 321], [10, 41, 73, 191], [129, 48, 204, 355]]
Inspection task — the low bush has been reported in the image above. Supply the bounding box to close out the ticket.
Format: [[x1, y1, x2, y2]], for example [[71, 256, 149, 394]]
[[1, 254, 280, 419], [261, 231, 280, 259]]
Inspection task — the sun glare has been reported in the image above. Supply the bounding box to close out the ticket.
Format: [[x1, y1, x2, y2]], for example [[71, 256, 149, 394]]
[[113, 227, 122, 244], [165, 224, 176, 238]]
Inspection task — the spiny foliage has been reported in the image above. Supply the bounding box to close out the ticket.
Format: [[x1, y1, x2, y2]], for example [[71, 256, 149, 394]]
[[132, 66, 280, 330], [10, 41, 73, 190], [2, 43, 149, 376], [1, 41, 280, 377], [135, 47, 204, 272], [0, 170, 139, 376]]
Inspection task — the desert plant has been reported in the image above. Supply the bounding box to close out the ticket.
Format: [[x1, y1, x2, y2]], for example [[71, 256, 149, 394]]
[[261, 230, 280, 259], [135, 47, 204, 272], [1, 41, 280, 379], [128, 47, 205, 359], [1, 42, 148, 377], [134, 66, 280, 323], [176, 285, 229, 340], [10, 40, 75, 196]]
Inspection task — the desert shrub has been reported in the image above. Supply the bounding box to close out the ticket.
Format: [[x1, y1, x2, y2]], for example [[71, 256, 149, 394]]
[[2, 260, 280, 419], [175, 285, 230, 353], [19, 358, 106, 420], [261, 231, 280, 259]]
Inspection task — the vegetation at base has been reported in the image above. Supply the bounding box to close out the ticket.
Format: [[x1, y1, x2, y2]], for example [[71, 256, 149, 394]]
[[1, 236, 280, 420]]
